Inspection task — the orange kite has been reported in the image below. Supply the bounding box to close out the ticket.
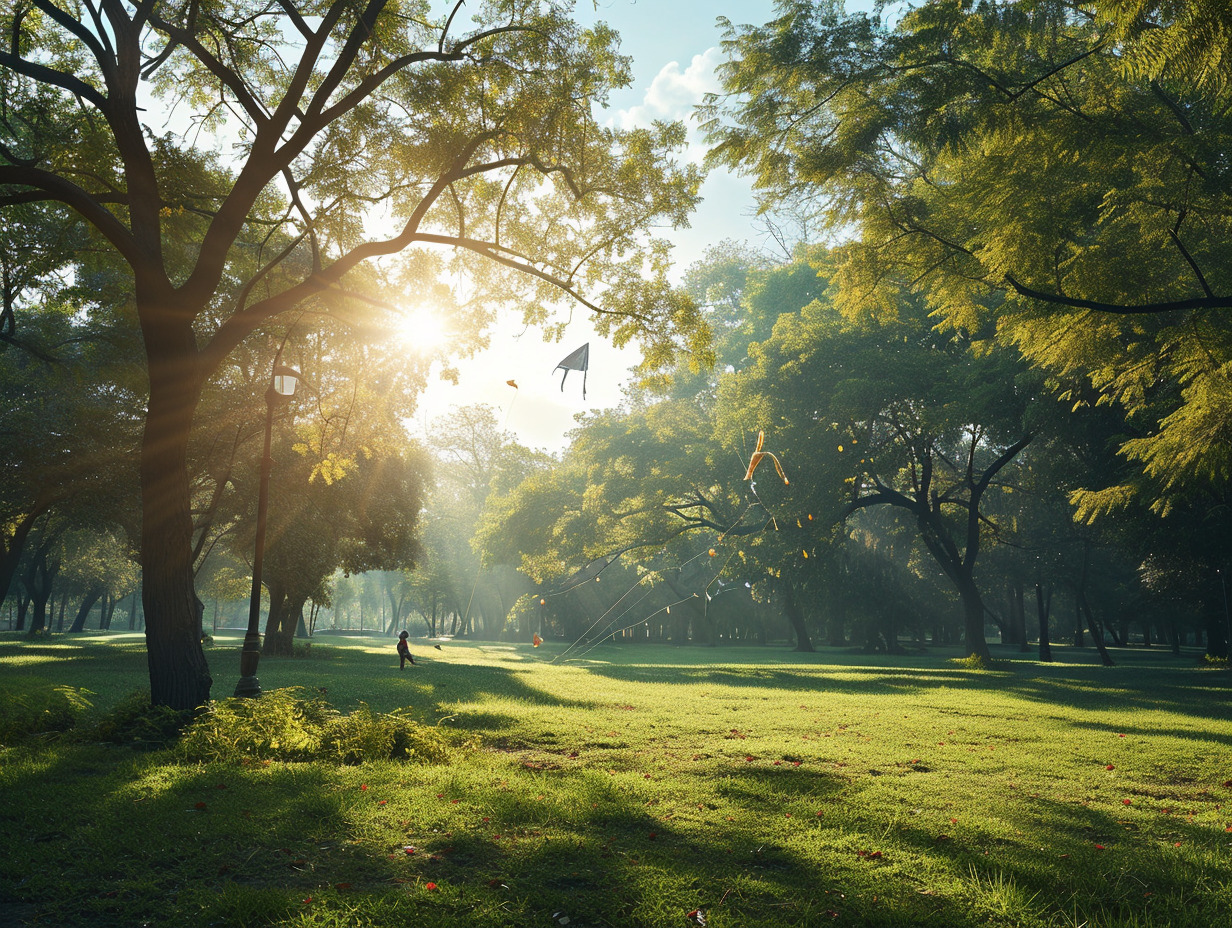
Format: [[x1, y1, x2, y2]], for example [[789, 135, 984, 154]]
[[743, 431, 789, 485]]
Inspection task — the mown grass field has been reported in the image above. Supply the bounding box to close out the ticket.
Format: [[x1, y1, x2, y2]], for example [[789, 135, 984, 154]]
[[1, 633, 1230, 928]]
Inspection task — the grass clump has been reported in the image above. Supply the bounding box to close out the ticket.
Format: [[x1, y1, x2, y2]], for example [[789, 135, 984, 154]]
[[0, 676, 93, 743], [949, 653, 1001, 670], [176, 687, 453, 765]]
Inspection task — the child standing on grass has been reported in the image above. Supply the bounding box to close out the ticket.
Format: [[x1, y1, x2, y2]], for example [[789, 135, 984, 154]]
[[397, 631, 414, 669]]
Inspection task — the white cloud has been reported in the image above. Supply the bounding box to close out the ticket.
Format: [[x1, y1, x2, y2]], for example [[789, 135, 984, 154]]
[[613, 46, 723, 133]]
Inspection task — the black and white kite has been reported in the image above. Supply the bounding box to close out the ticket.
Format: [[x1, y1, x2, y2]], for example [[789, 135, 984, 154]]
[[553, 342, 589, 399]]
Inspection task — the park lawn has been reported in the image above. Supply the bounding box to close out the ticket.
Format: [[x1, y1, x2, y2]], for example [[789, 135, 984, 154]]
[[0, 635, 1230, 928]]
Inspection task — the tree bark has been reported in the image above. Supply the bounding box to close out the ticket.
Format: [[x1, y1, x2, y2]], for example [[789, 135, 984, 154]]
[[781, 581, 815, 652], [1078, 592, 1115, 666], [15, 589, 29, 631], [0, 509, 42, 607], [1014, 580, 1029, 652], [23, 545, 57, 635], [140, 321, 212, 709], [1035, 582, 1052, 662], [68, 585, 104, 633], [957, 575, 992, 661], [262, 582, 294, 656]]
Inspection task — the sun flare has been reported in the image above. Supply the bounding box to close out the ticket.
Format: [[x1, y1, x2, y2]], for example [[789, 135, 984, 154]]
[[394, 306, 450, 354]]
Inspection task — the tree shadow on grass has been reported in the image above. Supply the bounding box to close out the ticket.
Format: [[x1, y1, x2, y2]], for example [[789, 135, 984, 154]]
[[572, 654, 1232, 723], [3, 738, 1229, 928]]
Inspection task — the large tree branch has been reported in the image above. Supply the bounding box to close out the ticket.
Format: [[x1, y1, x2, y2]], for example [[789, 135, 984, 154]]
[[1004, 274, 1232, 313], [0, 49, 107, 111], [0, 165, 141, 266]]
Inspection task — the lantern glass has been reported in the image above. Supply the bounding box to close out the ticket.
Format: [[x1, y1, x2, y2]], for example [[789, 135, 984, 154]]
[[272, 369, 299, 397]]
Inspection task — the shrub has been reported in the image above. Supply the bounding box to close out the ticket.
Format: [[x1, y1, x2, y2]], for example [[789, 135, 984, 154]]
[[951, 653, 992, 670], [0, 677, 93, 743], [90, 690, 193, 748], [176, 688, 453, 765], [320, 703, 452, 765]]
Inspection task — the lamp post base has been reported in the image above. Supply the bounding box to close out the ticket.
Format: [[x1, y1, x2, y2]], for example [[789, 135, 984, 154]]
[[234, 631, 263, 698], [234, 674, 262, 698]]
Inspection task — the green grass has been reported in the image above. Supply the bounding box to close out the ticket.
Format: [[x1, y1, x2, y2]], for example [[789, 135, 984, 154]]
[[1, 633, 1230, 927]]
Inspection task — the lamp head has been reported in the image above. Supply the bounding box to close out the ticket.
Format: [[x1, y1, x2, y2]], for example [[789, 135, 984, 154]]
[[271, 364, 300, 397]]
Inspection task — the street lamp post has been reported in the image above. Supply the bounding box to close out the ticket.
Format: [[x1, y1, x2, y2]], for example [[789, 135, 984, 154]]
[[235, 359, 299, 698]]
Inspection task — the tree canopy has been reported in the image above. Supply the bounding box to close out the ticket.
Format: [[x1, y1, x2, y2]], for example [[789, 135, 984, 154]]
[[1, 0, 708, 707]]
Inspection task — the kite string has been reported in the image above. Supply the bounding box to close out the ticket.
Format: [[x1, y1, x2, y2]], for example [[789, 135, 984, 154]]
[[550, 498, 770, 663], [461, 381, 521, 633], [560, 543, 746, 663]]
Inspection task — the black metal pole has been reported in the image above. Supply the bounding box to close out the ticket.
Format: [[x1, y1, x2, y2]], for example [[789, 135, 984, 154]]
[[235, 383, 276, 698]]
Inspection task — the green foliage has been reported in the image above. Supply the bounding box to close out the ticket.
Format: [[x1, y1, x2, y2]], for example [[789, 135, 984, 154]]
[[949, 653, 993, 671], [89, 690, 192, 748], [318, 703, 453, 766], [0, 677, 92, 743], [706, 0, 1232, 515], [176, 688, 453, 765]]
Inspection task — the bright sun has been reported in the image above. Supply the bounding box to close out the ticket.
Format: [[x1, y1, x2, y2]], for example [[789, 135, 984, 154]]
[[395, 306, 450, 354]]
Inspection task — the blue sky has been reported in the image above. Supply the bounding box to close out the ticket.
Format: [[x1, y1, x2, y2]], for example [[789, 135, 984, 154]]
[[415, 1, 883, 449]]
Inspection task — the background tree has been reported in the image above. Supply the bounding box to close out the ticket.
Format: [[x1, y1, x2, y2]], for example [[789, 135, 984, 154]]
[[1, 0, 707, 707], [705, 0, 1232, 560]]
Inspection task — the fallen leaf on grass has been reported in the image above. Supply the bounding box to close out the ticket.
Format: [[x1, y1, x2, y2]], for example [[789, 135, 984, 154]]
[[425, 882, 438, 891]]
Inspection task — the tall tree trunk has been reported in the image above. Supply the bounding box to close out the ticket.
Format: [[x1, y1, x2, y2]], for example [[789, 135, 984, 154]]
[[0, 509, 42, 607], [102, 592, 116, 630], [68, 585, 104, 633], [262, 582, 292, 656], [24, 548, 57, 635], [1014, 580, 1029, 652], [957, 575, 992, 661], [140, 328, 212, 709], [1079, 592, 1115, 666], [781, 581, 815, 652], [1035, 582, 1052, 662], [15, 589, 29, 635], [55, 590, 68, 632]]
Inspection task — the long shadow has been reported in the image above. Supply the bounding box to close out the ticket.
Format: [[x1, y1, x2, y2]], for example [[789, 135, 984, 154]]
[[570, 649, 1232, 722], [4, 737, 1227, 928]]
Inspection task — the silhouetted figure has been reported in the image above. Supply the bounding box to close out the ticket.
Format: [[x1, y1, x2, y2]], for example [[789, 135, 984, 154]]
[[397, 631, 414, 669]]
